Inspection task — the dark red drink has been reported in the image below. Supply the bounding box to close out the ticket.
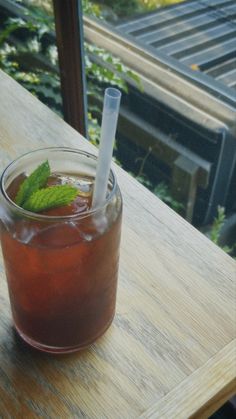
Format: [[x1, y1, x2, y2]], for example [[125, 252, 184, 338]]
[[0, 148, 122, 353]]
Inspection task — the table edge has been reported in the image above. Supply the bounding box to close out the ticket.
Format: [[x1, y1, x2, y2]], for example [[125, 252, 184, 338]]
[[139, 339, 236, 419]]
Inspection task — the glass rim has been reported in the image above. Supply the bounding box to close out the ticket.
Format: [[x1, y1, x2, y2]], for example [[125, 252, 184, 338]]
[[0, 147, 118, 221]]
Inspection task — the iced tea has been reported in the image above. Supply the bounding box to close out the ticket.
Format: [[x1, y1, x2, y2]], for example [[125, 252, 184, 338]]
[[0, 148, 122, 353]]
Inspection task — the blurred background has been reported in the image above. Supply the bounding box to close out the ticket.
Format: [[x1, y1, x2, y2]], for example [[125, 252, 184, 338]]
[[0, 0, 235, 259]]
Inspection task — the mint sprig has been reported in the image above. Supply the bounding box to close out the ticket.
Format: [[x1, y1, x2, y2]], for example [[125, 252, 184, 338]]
[[15, 160, 50, 206], [15, 160, 78, 213], [23, 185, 78, 213]]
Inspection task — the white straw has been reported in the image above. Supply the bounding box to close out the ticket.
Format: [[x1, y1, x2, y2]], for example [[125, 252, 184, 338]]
[[92, 87, 121, 208]]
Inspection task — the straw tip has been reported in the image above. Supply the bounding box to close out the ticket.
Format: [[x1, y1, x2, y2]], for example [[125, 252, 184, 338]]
[[104, 88, 121, 113], [105, 87, 122, 99]]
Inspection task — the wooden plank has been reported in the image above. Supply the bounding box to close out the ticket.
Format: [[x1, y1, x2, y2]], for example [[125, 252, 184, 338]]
[[171, 155, 199, 222], [140, 339, 236, 419]]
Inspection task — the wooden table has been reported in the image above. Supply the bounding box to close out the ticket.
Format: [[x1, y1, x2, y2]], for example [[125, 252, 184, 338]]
[[0, 70, 235, 418]]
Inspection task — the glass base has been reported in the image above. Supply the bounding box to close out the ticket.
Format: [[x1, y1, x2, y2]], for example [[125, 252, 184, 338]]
[[14, 316, 114, 354]]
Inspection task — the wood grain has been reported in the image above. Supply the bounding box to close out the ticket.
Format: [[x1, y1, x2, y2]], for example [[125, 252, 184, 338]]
[[140, 340, 236, 419], [0, 70, 235, 418]]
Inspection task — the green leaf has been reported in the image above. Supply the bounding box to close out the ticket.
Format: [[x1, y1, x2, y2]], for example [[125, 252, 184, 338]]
[[22, 185, 78, 213], [210, 206, 226, 244], [15, 160, 50, 206]]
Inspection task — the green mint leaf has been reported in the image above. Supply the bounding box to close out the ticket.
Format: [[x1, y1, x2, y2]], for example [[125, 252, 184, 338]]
[[22, 185, 78, 213], [15, 160, 50, 206]]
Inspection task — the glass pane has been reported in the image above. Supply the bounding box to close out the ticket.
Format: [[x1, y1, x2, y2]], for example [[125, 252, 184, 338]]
[[83, 0, 236, 256], [0, 0, 87, 133], [0, 0, 62, 115]]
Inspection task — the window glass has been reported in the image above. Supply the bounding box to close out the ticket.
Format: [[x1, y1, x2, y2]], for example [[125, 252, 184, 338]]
[[84, 0, 236, 250], [0, 0, 61, 114]]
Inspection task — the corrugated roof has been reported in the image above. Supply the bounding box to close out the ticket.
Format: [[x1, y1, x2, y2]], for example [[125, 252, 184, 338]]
[[116, 0, 236, 91]]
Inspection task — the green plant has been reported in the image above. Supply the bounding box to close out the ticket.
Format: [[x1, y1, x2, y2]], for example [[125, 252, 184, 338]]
[[95, 0, 141, 18], [209, 206, 235, 256], [153, 182, 183, 212], [85, 42, 142, 144], [93, 0, 185, 19], [210, 206, 225, 244], [85, 43, 141, 94], [132, 172, 183, 212], [82, 0, 101, 17], [83, 1, 142, 143], [139, 0, 185, 11], [0, 6, 61, 113], [0, 0, 141, 143], [133, 147, 183, 212]]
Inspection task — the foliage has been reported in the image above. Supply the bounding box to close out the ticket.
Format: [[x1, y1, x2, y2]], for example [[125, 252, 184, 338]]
[[139, 0, 185, 12], [209, 206, 235, 256], [93, 0, 185, 19], [0, 0, 141, 142], [23, 0, 53, 15], [85, 43, 142, 94], [82, 1, 142, 143], [0, 12, 61, 112], [84, 45, 141, 144], [82, 0, 101, 18], [132, 172, 183, 212], [153, 182, 183, 212], [134, 147, 183, 212], [95, 0, 141, 18]]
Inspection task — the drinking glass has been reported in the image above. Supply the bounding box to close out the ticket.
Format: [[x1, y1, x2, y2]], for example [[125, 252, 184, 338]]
[[0, 148, 122, 353]]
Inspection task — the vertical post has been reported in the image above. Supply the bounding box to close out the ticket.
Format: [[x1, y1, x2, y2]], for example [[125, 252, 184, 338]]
[[171, 155, 199, 223], [204, 129, 236, 224], [53, 0, 87, 136]]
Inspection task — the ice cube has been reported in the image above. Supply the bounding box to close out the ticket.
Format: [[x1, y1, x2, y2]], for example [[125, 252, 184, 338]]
[[92, 213, 108, 236], [53, 173, 94, 198]]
